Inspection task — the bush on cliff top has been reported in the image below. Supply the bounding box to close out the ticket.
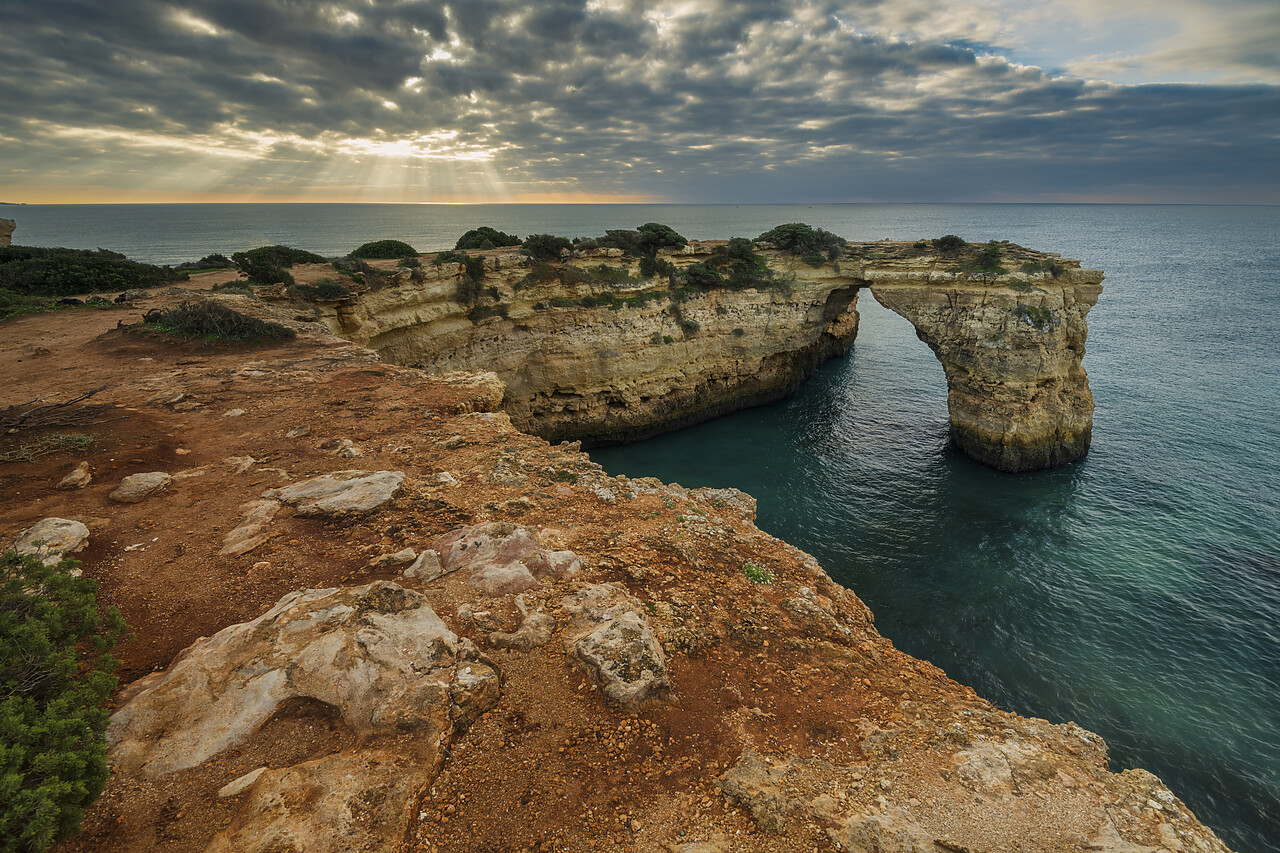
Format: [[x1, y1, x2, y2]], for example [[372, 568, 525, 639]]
[[141, 300, 296, 342], [756, 223, 845, 267], [231, 245, 328, 286], [680, 238, 772, 292], [0, 247, 188, 297], [454, 227, 521, 251], [0, 551, 129, 853], [521, 234, 573, 262], [348, 239, 417, 259]]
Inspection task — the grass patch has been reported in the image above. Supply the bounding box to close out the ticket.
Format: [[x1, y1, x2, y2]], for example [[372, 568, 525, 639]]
[[140, 300, 296, 343], [552, 470, 578, 484], [0, 433, 94, 463], [742, 562, 774, 584]]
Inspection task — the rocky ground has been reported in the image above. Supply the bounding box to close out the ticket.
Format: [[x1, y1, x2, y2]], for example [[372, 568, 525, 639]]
[[0, 278, 1232, 852]]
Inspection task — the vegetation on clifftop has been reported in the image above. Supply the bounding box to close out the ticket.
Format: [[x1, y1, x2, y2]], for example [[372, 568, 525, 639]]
[[349, 239, 417, 260], [756, 223, 846, 267], [232, 245, 328, 286], [140, 300, 296, 342], [0, 552, 128, 853], [0, 247, 187, 299]]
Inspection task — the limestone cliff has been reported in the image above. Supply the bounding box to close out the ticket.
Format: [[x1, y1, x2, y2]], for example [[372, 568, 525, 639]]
[[322, 245, 862, 445], [309, 238, 1102, 472], [0, 286, 1230, 853], [0, 218, 14, 246]]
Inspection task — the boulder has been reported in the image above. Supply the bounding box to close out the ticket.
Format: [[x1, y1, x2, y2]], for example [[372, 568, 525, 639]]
[[108, 581, 499, 778], [14, 517, 90, 566], [108, 471, 172, 503], [561, 584, 671, 711], [433, 522, 581, 596], [56, 460, 92, 490], [263, 470, 405, 517]]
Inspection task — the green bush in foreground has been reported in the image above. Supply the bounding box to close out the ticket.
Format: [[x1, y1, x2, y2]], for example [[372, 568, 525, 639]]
[[141, 300, 296, 342], [521, 234, 573, 261], [0, 551, 128, 852], [348, 240, 417, 259]]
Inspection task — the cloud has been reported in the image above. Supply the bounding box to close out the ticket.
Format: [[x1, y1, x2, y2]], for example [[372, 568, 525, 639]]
[[0, 0, 1276, 202]]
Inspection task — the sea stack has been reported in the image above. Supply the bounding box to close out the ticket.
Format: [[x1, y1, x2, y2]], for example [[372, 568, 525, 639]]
[[0, 218, 14, 246]]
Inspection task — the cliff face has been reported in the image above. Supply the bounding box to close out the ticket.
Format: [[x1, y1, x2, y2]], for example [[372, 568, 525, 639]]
[[318, 240, 1102, 472], [0, 218, 14, 246], [327, 246, 863, 445]]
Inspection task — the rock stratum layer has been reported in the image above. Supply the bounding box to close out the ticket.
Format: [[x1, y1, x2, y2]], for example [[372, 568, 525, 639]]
[[314, 240, 1102, 472], [0, 287, 1231, 853]]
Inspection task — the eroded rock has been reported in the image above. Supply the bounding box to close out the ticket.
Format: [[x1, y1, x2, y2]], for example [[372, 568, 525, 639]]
[[56, 461, 92, 490], [107, 581, 500, 778], [434, 522, 581, 596], [561, 583, 671, 711], [263, 469, 405, 517], [109, 471, 172, 503]]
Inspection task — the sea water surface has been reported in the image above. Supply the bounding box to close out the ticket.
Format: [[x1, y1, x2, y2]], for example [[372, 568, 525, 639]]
[[5, 203, 1278, 851]]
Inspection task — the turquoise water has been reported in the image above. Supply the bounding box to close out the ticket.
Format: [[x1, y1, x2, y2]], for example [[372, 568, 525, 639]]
[[6, 203, 1278, 851]]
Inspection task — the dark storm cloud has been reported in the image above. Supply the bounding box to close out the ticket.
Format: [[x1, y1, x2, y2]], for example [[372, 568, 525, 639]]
[[1, 0, 1277, 201]]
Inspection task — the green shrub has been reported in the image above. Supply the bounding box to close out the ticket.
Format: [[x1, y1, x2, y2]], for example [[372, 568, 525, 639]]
[[756, 223, 845, 266], [679, 238, 772, 291], [0, 433, 94, 463], [141, 300, 296, 342], [638, 254, 676, 280], [1020, 259, 1064, 276], [454, 227, 521, 251], [0, 551, 129, 852], [174, 253, 233, 271], [287, 280, 351, 301], [432, 251, 485, 282], [1014, 302, 1054, 331], [467, 303, 508, 322], [209, 281, 256, 298], [231, 246, 327, 285], [348, 239, 417, 259], [0, 247, 188, 297], [521, 234, 573, 261], [931, 235, 966, 253], [742, 561, 773, 584]]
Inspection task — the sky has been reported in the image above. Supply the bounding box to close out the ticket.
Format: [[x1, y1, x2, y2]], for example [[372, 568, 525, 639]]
[[1, 0, 1277, 204]]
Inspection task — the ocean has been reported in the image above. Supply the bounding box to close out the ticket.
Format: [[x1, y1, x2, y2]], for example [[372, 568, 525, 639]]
[[5, 202, 1278, 851]]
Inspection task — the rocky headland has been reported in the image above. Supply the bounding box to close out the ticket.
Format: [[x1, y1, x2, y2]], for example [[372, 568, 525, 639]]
[[310, 240, 1102, 472], [0, 254, 1234, 852]]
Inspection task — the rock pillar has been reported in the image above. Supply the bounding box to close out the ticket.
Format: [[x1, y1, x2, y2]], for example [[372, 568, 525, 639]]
[[0, 218, 14, 246]]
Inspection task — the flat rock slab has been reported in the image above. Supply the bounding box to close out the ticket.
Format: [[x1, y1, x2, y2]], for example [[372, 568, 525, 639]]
[[434, 521, 581, 596], [108, 581, 499, 779], [14, 517, 90, 566], [263, 470, 405, 517], [109, 471, 172, 503]]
